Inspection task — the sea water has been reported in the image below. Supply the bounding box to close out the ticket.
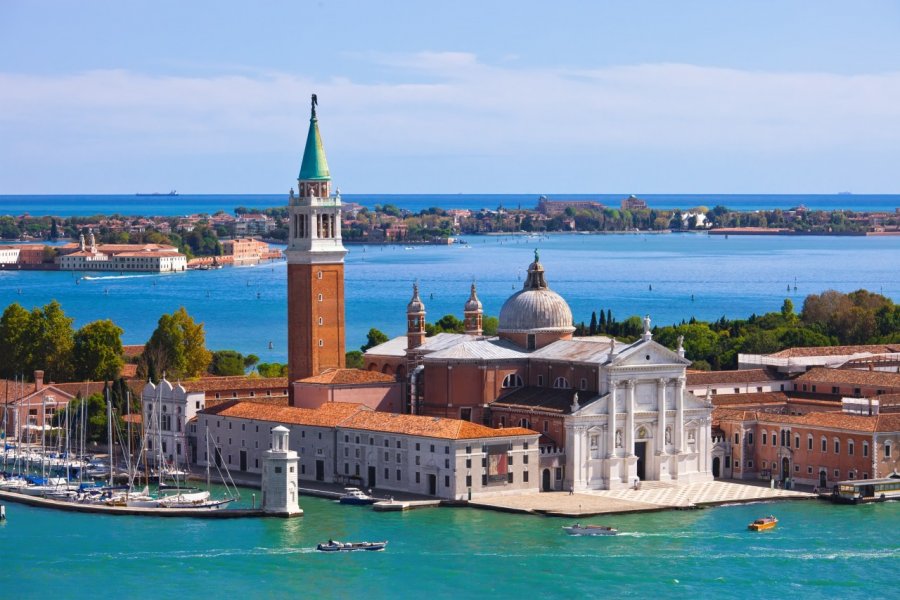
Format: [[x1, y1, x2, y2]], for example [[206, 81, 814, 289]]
[[0, 494, 896, 598], [1, 192, 900, 216], [1, 233, 899, 360]]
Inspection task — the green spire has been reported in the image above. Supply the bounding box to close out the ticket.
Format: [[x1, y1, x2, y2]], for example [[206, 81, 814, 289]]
[[298, 94, 331, 181]]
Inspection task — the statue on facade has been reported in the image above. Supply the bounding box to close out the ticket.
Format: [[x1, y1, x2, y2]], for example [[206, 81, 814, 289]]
[[677, 335, 684, 351], [665, 426, 672, 444], [615, 429, 623, 448]]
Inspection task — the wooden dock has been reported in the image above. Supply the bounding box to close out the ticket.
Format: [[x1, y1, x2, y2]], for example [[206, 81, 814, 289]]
[[373, 499, 441, 512], [0, 489, 293, 518]]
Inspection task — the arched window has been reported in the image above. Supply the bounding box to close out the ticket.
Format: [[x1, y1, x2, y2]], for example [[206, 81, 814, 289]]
[[886, 442, 892, 459], [501, 374, 523, 388], [553, 377, 571, 389], [848, 439, 854, 456], [519, 418, 530, 429], [821, 436, 827, 452]]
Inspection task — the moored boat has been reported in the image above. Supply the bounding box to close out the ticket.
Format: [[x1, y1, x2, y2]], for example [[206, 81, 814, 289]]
[[316, 540, 388, 552], [562, 524, 618, 536], [830, 477, 900, 504], [338, 487, 376, 505], [748, 515, 778, 531]]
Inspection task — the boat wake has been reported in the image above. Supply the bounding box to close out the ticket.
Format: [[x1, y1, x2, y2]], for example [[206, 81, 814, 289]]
[[81, 274, 156, 281]]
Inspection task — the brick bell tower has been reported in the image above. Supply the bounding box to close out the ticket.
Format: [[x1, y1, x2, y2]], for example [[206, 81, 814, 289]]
[[286, 94, 347, 394]]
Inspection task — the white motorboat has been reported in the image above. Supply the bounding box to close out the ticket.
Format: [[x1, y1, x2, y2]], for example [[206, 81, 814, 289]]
[[338, 488, 377, 505]]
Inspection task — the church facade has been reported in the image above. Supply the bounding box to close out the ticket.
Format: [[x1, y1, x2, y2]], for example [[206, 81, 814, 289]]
[[365, 252, 714, 491]]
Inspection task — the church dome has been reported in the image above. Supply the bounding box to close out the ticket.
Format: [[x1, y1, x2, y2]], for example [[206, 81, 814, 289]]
[[498, 252, 574, 334]]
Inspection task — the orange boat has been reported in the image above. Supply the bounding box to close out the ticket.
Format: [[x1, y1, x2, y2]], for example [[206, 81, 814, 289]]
[[748, 515, 778, 531]]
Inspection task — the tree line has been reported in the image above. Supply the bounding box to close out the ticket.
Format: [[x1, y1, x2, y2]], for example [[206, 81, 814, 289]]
[[579, 290, 900, 370], [0, 302, 261, 383]]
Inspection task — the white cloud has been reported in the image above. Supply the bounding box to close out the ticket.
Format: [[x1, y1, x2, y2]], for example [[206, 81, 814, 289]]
[[1, 53, 899, 191]]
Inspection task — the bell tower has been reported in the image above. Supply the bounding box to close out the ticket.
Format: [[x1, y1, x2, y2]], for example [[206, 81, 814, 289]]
[[407, 283, 426, 350], [464, 282, 483, 335], [286, 94, 347, 392]]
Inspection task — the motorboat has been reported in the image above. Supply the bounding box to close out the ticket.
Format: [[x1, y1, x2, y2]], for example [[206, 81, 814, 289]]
[[562, 524, 618, 536], [316, 540, 388, 552], [748, 516, 778, 531], [338, 487, 377, 505]]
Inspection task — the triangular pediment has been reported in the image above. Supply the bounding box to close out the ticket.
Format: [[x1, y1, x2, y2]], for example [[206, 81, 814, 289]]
[[570, 393, 609, 417], [610, 339, 690, 367]]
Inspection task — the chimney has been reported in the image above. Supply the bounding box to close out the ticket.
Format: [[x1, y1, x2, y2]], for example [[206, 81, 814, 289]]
[[34, 370, 44, 391]]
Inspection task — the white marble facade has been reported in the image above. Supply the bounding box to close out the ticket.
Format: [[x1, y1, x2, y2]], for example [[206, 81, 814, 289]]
[[564, 336, 714, 491]]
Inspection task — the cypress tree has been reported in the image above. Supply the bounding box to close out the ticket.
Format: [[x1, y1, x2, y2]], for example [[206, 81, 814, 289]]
[[589, 311, 597, 335]]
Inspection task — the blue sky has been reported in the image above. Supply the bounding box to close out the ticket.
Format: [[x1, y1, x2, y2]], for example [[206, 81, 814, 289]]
[[1, 0, 899, 194]]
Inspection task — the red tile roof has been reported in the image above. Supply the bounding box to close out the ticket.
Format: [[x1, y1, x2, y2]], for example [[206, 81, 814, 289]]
[[179, 376, 288, 393], [200, 400, 368, 427], [713, 406, 900, 433], [794, 367, 900, 388], [122, 345, 145, 358], [296, 369, 396, 385], [710, 392, 789, 407], [769, 344, 900, 359], [687, 369, 782, 386], [338, 411, 537, 440]]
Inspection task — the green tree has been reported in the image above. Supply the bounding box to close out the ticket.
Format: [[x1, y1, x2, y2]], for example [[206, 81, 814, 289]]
[[361, 328, 389, 352], [209, 350, 250, 376], [25, 300, 75, 382], [256, 362, 288, 377], [0, 303, 31, 378], [482, 315, 499, 336], [142, 307, 212, 380], [345, 350, 364, 369], [72, 320, 124, 381]]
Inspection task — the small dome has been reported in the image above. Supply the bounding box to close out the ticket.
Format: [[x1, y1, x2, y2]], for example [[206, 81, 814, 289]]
[[464, 283, 482, 312], [407, 283, 425, 314], [498, 252, 573, 334]]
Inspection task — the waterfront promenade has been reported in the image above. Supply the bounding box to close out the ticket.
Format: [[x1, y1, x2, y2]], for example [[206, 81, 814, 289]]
[[470, 480, 813, 517]]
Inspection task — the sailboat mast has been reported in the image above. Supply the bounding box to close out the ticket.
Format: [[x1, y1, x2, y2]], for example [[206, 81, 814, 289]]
[[106, 387, 113, 487]]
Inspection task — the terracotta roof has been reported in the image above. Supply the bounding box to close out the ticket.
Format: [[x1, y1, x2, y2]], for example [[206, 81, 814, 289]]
[[178, 376, 288, 393], [338, 410, 537, 440], [713, 406, 890, 433], [769, 344, 900, 359], [876, 413, 900, 432], [121, 364, 138, 378], [296, 369, 396, 385], [687, 369, 782, 386], [0, 381, 76, 402], [710, 392, 789, 407], [200, 400, 368, 427], [794, 367, 900, 388]]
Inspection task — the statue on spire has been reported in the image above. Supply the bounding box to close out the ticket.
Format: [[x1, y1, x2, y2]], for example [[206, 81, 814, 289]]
[[534, 248, 540, 263], [311, 93, 318, 118]]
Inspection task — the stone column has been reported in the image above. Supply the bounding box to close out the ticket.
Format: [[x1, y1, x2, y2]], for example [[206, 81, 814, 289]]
[[608, 382, 617, 457], [571, 426, 584, 490], [625, 380, 635, 457], [657, 378, 667, 455], [675, 376, 685, 453]]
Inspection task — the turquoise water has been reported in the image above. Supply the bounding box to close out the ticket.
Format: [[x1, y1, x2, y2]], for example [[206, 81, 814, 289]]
[[1, 233, 899, 360], [1, 494, 896, 598], [2, 192, 899, 216]]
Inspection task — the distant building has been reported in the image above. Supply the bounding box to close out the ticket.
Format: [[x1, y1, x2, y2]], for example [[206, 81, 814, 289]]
[[222, 238, 271, 265], [686, 368, 789, 397], [0, 371, 72, 443], [536, 196, 604, 216], [56, 231, 186, 272], [620, 195, 648, 211]]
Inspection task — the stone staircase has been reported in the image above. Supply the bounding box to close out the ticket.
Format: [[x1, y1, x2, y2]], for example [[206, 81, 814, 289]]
[[634, 480, 677, 491]]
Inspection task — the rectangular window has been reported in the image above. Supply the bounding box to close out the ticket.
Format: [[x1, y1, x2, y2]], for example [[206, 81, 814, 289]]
[[886, 444, 892, 458], [444, 459, 450, 468], [863, 443, 869, 457], [466, 475, 472, 487], [555, 467, 562, 481], [396, 469, 401, 481], [748, 432, 754, 445], [747, 460, 753, 468], [807, 466, 813, 474], [384, 468, 389, 480], [430, 445, 435, 453], [507, 472, 514, 484], [466, 458, 472, 469], [795, 435, 800, 449], [482, 474, 487, 486], [415, 456, 420, 466], [537, 374, 544, 386], [808, 437, 813, 451], [523, 455, 529, 464], [834, 469, 840, 478], [415, 443, 420, 451], [848, 441, 854, 456], [508, 454, 514, 465], [444, 475, 450, 488], [344, 463, 349, 474], [821, 439, 827, 452], [762, 432, 767, 445], [834, 440, 840, 454], [523, 471, 529, 483]]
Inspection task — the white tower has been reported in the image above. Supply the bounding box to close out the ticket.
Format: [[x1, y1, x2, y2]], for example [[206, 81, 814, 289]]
[[261, 425, 303, 517]]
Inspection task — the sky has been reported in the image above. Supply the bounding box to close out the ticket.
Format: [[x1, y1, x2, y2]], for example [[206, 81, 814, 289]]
[[1, 0, 899, 195]]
